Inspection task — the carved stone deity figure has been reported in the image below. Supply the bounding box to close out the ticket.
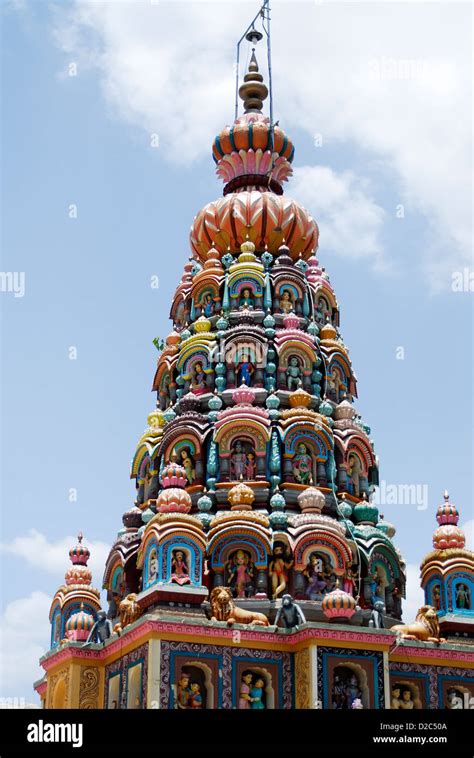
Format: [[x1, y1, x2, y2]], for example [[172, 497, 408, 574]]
[[230, 441, 251, 480], [391, 686, 402, 709], [148, 549, 158, 584], [292, 443, 314, 485], [227, 549, 254, 599], [399, 689, 415, 710], [347, 453, 362, 496], [286, 356, 302, 391], [170, 550, 191, 585], [201, 293, 215, 317], [456, 583, 471, 609], [180, 447, 196, 484], [280, 289, 294, 314], [239, 288, 255, 310], [176, 673, 191, 709], [191, 362, 207, 392], [304, 554, 328, 600], [269, 544, 293, 600], [237, 356, 255, 386]]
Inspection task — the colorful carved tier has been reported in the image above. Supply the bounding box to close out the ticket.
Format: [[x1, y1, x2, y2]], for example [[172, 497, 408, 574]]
[[421, 491, 474, 636], [49, 534, 101, 648]]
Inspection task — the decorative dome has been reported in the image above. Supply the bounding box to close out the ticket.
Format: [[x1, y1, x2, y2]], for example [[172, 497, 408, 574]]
[[190, 191, 319, 262], [69, 533, 90, 566], [353, 496, 379, 526], [156, 487, 192, 514], [194, 315, 212, 333], [160, 456, 188, 489], [334, 400, 356, 421], [282, 312, 300, 330], [322, 583, 357, 620], [228, 482, 256, 510], [320, 320, 337, 340], [436, 490, 460, 525], [289, 387, 312, 408], [65, 604, 94, 641], [165, 331, 181, 347], [122, 506, 143, 529], [65, 564, 92, 587], [232, 383, 256, 404], [432, 524, 465, 550], [298, 487, 325, 514]]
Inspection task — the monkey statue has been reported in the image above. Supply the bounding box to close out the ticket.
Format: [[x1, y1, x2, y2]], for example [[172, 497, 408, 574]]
[[83, 610, 113, 647], [274, 594, 306, 629], [368, 599, 385, 629]]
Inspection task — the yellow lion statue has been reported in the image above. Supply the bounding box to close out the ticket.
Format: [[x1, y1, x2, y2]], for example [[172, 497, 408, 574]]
[[210, 587, 269, 627], [392, 605, 446, 644], [113, 593, 142, 635]]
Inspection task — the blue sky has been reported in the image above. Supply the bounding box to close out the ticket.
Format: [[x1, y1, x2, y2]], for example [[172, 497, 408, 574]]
[[0, 0, 472, 702]]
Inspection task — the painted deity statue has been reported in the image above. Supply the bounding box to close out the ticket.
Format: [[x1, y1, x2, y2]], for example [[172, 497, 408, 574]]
[[170, 550, 191, 585], [201, 293, 215, 317], [343, 565, 358, 597], [280, 290, 294, 314], [245, 452, 256, 480], [191, 362, 207, 393], [237, 357, 255, 386], [292, 443, 314, 485], [345, 675, 362, 709], [331, 675, 346, 709], [189, 683, 202, 708], [180, 447, 196, 484], [269, 544, 293, 600], [238, 672, 253, 709], [347, 453, 362, 497], [286, 356, 302, 391], [432, 584, 441, 611], [456, 583, 471, 609], [304, 554, 328, 600], [250, 678, 265, 710], [177, 673, 191, 709], [399, 689, 415, 710], [227, 550, 254, 599], [230, 441, 248, 480], [391, 686, 402, 709], [239, 288, 255, 310]]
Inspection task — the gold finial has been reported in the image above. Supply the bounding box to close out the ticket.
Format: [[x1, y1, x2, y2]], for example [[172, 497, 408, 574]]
[[238, 50, 268, 113], [444, 490, 449, 501]]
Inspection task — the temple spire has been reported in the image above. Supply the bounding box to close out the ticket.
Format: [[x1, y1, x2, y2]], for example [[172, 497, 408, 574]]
[[238, 50, 268, 113]]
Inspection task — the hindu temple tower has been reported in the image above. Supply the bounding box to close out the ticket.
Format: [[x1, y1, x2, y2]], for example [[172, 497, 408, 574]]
[[35, 13, 473, 711]]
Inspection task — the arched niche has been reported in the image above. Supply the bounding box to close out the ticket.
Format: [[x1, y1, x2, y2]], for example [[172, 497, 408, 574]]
[[237, 667, 275, 710], [315, 291, 338, 326], [178, 348, 215, 395], [228, 272, 265, 311], [277, 341, 316, 393], [126, 662, 143, 709], [192, 282, 221, 319], [222, 335, 267, 389], [107, 672, 121, 709], [425, 576, 444, 612], [208, 529, 271, 597], [52, 677, 67, 709], [282, 426, 331, 487], [162, 536, 204, 587], [162, 437, 202, 486], [214, 422, 270, 482], [274, 280, 305, 316], [331, 663, 369, 709], [178, 662, 214, 709], [449, 575, 473, 611]]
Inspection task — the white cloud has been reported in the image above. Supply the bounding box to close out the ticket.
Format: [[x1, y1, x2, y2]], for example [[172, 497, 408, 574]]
[[0, 592, 50, 701], [291, 166, 387, 269], [1, 529, 110, 585], [402, 563, 424, 623], [52, 0, 472, 291]]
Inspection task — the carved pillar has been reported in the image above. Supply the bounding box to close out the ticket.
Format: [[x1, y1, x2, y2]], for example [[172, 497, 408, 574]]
[[337, 465, 348, 492], [317, 461, 327, 487], [294, 570, 306, 599], [256, 455, 266, 479], [256, 569, 267, 597], [213, 570, 224, 588]]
